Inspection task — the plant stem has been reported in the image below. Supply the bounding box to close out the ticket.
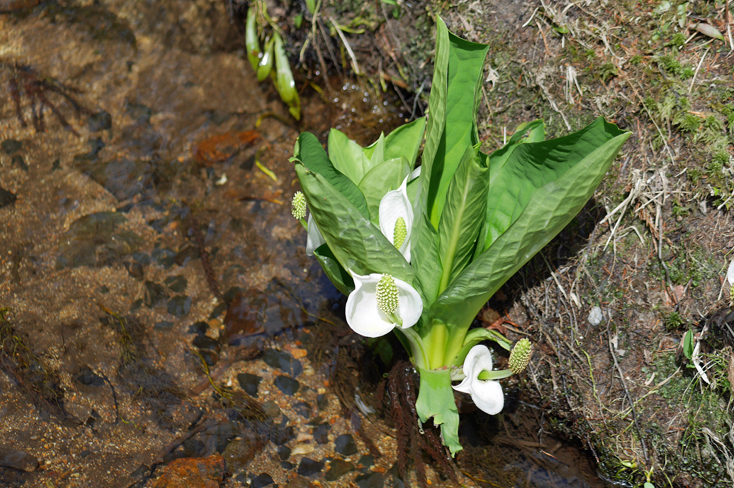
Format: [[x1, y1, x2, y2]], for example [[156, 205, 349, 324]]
[[426, 321, 447, 369]]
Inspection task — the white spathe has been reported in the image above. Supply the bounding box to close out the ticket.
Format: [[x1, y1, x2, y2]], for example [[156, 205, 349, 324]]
[[345, 271, 422, 338], [728, 259, 734, 286], [379, 175, 413, 262], [453, 345, 504, 415], [305, 213, 326, 256]]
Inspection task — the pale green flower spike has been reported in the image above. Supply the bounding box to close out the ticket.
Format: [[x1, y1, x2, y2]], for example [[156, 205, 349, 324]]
[[376, 274, 401, 326], [292, 191, 307, 220], [509, 338, 533, 374], [393, 217, 407, 250]]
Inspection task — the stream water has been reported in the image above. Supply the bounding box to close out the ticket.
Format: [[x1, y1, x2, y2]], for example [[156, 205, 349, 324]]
[[1, 2, 609, 487]]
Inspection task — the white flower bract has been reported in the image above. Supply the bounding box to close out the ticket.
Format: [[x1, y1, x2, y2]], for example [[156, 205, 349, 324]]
[[453, 345, 504, 415], [345, 271, 422, 338], [728, 259, 734, 286], [379, 176, 413, 262], [305, 213, 326, 256]]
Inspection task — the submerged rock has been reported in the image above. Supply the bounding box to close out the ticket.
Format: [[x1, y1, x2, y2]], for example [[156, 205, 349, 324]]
[[0, 447, 39, 472], [56, 212, 143, 269]]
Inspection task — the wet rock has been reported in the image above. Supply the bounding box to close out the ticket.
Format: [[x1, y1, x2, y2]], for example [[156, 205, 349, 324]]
[[0, 447, 39, 472], [154, 321, 174, 330], [237, 373, 262, 397], [325, 459, 355, 481], [152, 247, 176, 268], [290, 444, 314, 456], [284, 478, 314, 488], [0, 187, 17, 208], [1, 139, 22, 154], [222, 290, 267, 344], [188, 321, 208, 334], [269, 425, 296, 445], [56, 212, 143, 269], [165, 275, 188, 293], [221, 435, 265, 473], [277, 445, 291, 461], [262, 349, 303, 377], [144, 281, 168, 308], [88, 110, 112, 132], [274, 375, 300, 396], [355, 472, 384, 488], [174, 245, 199, 266], [75, 366, 105, 387], [11, 155, 28, 171], [297, 457, 324, 477], [312, 423, 330, 444], [293, 401, 311, 419], [250, 473, 274, 488], [198, 349, 219, 366], [152, 454, 225, 488], [192, 335, 219, 352], [261, 400, 280, 418], [281, 461, 295, 470], [334, 434, 358, 457], [316, 393, 328, 410], [167, 295, 191, 317], [356, 455, 374, 471]]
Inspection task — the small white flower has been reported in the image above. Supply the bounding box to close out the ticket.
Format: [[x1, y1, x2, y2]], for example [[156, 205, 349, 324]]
[[305, 213, 326, 256], [345, 271, 422, 338], [379, 176, 413, 261], [453, 345, 504, 415], [727, 259, 734, 286]]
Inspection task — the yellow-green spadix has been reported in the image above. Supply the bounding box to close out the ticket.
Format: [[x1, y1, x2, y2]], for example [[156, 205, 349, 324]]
[[345, 271, 422, 338]]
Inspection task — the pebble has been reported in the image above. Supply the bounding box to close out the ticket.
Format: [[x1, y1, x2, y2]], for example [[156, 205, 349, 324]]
[[355, 472, 384, 488], [334, 434, 358, 456], [237, 373, 262, 397], [0, 447, 39, 472], [312, 423, 330, 444], [151, 454, 224, 488], [165, 275, 188, 293], [290, 443, 314, 456], [277, 446, 291, 461], [274, 375, 300, 396], [167, 295, 191, 317], [293, 401, 311, 418], [75, 367, 105, 387], [261, 400, 280, 418], [152, 247, 177, 268], [263, 349, 303, 377], [588, 306, 603, 326], [297, 457, 324, 477], [250, 473, 274, 488], [325, 458, 355, 481], [221, 436, 265, 473]]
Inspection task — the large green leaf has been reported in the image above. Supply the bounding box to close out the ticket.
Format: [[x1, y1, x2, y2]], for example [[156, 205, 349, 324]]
[[437, 145, 488, 290], [411, 211, 442, 309], [313, 244, 354, 296], [358, 157, 410, 223], [384, 117, 427, 169], [431, 128, 630, 329], [422, 20, 489, 228], [327, 129, 369, 185], [483, 117, 624, 251], [293, 132, 369, 218], [365, 132, 385, 173], [295, 164, 414, 283]]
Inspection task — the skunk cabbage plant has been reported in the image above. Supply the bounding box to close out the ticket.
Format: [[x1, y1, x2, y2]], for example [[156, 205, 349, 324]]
[[289, 18, 630, 455]]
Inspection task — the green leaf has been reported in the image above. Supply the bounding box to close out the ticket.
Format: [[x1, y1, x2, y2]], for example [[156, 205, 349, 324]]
[[437, 146, 489, 290], [421, 19, 489, 228], [366, 132, 385, 172], [257, 36, 274, 81], [328, 129, 369, 185], [682, 330, 693, 360], [358, 157, 410, 223], [273, 32, 301, 120], [293, 132, 369, 219], [295, 164, 414, 283], [313, 243, 354, 295], [415, 367, 462, 456], [411, 211, 442, 309], [431, 126, 630, 330], [483, 117, 625, 251], [245, 8, 261, 71], [384, 117, 427, 169]]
